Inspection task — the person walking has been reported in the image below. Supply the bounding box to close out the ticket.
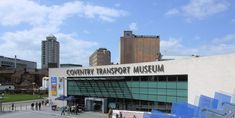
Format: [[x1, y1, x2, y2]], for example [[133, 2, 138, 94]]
[[108, 108, 113, 118], [120, 112, 123, 118], [75, 104, 79, 115], [11, 103, 14, 111], [31, 103, 34, 110], [46, 99, 49, 106], [35, 102, 38, 111], [38, 102, 41, 110], [61, 106, 66, 116], [42, 100, 44, 106]]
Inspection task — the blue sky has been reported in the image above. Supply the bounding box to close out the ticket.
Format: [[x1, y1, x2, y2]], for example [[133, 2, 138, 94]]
[[0, 0, 235, 68]]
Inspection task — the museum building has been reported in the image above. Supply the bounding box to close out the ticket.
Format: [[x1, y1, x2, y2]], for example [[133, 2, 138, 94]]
[[48, 53, 235, 113]]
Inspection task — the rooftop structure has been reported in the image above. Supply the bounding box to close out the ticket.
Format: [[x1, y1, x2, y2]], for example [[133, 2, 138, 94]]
[[89, 48, 111, 66], [120, 31, 160, 64]]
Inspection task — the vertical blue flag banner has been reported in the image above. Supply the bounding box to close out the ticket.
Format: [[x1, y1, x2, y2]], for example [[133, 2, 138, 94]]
[[58, 77, 64, 96], [51, 77, 57, 96]]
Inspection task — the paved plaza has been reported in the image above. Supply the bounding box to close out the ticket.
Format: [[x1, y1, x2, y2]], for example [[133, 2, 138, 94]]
[[0, 111, 107, 118], [0, 104, 107, 118]]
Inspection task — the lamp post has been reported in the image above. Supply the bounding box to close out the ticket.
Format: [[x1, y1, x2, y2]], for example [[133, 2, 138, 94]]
[[0, 92, 4, 112], [32, 82, 36, 100]]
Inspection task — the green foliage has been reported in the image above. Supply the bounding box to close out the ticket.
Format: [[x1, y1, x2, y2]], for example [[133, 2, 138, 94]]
[[1, 94, 47, 102]]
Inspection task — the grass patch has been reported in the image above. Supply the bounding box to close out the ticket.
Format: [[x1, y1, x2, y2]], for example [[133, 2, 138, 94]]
[[1, 94, 47, 102]]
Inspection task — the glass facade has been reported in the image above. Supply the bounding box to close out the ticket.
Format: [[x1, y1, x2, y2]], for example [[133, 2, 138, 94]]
[[67, 75, 188, 112]]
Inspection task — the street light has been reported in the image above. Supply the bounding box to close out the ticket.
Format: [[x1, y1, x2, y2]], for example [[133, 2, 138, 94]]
[[32, 82, 36, 100], [0, 96, 2, 112]]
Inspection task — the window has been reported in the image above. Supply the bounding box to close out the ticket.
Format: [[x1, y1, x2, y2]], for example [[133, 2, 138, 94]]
[[178, 75, 187, 81], [167, 76, 176, 81], [159, 76, 166, 81]]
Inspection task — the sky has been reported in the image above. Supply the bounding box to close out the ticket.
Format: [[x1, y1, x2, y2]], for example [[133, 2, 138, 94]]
[[0, 0, 235, 68]]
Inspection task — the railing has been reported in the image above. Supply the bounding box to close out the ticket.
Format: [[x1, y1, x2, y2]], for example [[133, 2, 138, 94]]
[[225, 111, 235, 118], [1, 104, 30, 112], [1, 99, 46, 112]]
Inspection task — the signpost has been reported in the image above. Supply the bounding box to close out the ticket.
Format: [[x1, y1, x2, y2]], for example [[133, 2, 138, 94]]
[[32, 82, 36, 100]]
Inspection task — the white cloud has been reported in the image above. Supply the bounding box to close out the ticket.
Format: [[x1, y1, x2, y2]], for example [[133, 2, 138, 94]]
[[161, 34, 235, 57], [0, 0, 127, 68], [0, 0, 127, 26], [161, 38, 182, 49], [160, 38, 185, 55], [0, 27, 99, 67], [199, 44, 235, 55], [56, 33, 98, 65], [197, 35, 235, 56], [0, 29, 46, 67], [203, 34, 235, 55], [82, 4, 127, 22], [129, 22, 138, 31], [165, 0, 229, 20], [165, 9, 179, 16], [0, 0, 50, 26], [213, 34, 235, 44], [182, 0, 229, 19]]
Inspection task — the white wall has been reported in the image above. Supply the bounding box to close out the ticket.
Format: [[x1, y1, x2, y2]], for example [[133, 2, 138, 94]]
[[48, 77, 67, 107]]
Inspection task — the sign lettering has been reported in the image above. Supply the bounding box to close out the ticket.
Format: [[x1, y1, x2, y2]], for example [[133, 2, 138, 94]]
[[66, 64, 164, 77]]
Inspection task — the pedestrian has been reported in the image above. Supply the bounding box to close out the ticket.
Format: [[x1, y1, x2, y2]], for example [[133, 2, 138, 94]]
[[49, 100, 53, 108], [120, 112, 123, 118], [11, 103, 14, 111], [31, 102, 34, 110], [35, 102, 38, 110], [68, 106, 72, 115], [75, 104, 79, 115], [108, 107, 113, 118], [44, 100, 47, 106], [46, 99, 49, 106], [71, 106, 75, 114], [38, 102, 41, 110], [61, 106, 66, 116], [42, 100, 44, 106], [49, 99, 52, 106]]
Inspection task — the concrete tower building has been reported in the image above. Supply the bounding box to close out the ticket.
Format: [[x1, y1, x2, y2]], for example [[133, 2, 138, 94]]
[[120, 31, 160, 64], [89, 48, 111, 66], [41, 35, 60, 69]]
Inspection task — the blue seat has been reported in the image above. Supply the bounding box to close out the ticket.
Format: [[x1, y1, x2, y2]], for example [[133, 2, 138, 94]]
[[171, 102, 199, 118], [150, 109, 178, 118], [214, 92, 231, 110]]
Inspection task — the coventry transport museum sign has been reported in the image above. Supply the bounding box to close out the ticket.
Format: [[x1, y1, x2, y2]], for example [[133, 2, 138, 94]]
[[66, 64, 164, 76]]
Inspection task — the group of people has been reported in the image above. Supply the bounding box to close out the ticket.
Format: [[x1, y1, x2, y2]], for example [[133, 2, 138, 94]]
[[31, 100, 48, 111], [60, 104, 83, 116], [107, 108, 136, 118]]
